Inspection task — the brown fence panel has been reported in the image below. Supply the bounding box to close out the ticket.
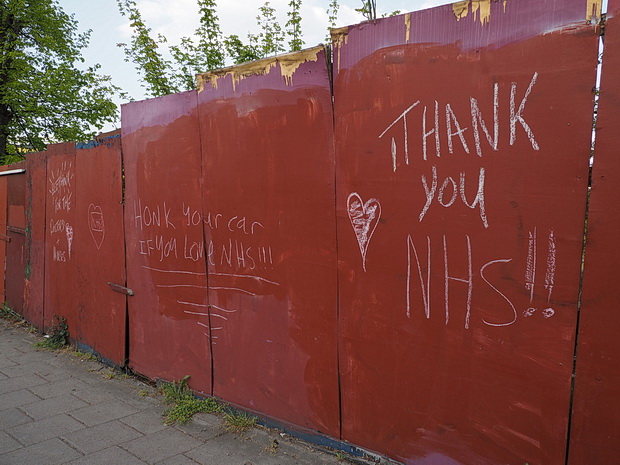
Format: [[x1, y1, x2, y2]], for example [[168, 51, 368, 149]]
[[196, 47, 340, 436], [6, 161, 27, 313], [73, 135, 126, 364], [122, 92, 212, 394], [44, 143, 78, 331], [23, 152, 47, 330], [568, 1, 620, 463], [333, 1, 599, 463]]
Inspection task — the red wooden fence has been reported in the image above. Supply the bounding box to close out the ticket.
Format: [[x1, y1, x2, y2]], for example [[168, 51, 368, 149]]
[[1, 1, 618, 463]]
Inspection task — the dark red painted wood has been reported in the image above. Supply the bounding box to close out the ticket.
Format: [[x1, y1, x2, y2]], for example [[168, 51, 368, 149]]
[[0, 165, 9, 303], [333, 1, 599, 463], [122, 91, 212, 394], [568, 1, 620, 463], [23, 152, 47, 330], [196, 47, 340, 436], [6, 161, 27, 313], [73, 135, 127, 364], [44, 143, 78, 331]]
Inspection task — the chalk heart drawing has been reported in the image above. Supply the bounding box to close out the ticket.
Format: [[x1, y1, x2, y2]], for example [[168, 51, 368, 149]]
[[88, 204, 105, 250], [347, 193, 381, 272]]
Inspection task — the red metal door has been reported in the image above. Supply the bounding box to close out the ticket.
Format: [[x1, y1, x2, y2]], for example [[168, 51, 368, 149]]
[[333, 1, 599, 463], [122, 92, 212, 394], [44, 143, 78, 331], [196, 47, 340, 436], [568, 1, 620, 463], [73, 134, 127, 364], [6, 161, 27, 314]]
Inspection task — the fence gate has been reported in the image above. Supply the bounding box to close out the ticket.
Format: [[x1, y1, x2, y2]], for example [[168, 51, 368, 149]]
[[5, 161, 27, 314]]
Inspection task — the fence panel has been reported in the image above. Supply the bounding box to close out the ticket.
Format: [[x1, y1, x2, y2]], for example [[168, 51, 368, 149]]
[[73, 135, 126, 364], [44, 143, 78, 331], [122, 91, 212, 394], [568, 0, 620, 463], [196, 47, 340, 436], [0, 165, 9, 303], [6, 161, 27, 314], [23, 152, 47, 330], [332, 1, 599, 463]]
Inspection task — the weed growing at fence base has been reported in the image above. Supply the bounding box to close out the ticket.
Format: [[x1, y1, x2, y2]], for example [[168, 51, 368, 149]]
[[161, 375, 222, 425], [34, 314, 69, 350], [0, 301, 25, 322], [224, 411, 258, 433]]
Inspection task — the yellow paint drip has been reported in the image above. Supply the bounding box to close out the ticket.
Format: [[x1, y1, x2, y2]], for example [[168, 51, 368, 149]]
[[452, 0, 470, 20], [331, 26, 349, 71], [586, 0, 602, 21], [277, 47, 322, 85], [196, 46, 323, 92], [477, 0, 492, 24], [405, 13, 411, 43], [503, 0, 507, 13], [452, 0, 495, 25]]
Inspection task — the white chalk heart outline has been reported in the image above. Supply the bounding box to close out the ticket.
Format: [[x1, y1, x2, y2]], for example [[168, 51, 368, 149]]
[[88, 203, 105, 250], [347, 192, 381, 272]]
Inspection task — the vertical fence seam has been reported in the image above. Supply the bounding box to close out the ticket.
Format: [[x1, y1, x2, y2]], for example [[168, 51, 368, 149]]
[[564, 13, 607, 465]]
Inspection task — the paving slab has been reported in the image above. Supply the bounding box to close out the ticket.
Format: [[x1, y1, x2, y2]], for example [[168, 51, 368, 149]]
[[9, 413, 86, 446], [61, 419, 143, 454], [20, 393, 90, 420], [120, 427, 205, 464], [119, 407, 170, 435], [65, 446, 148, 465], [68, 399, 141, 427], [0, 432, 21, 455], [0, 388, 40, 410], [27, 376, 90, 399], [0, 407, 32, 429], [0, 437, 83, 465]]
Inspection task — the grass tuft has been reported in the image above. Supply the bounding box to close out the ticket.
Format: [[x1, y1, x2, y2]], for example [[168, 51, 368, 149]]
[[224, 411, 257, 433], [160, 376, 222, 425]]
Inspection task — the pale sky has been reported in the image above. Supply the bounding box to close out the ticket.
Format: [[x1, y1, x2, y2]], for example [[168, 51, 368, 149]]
[[55, 0, 449, 128]]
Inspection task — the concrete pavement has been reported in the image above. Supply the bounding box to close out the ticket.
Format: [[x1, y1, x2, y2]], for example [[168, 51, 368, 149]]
[[0, 319, 374, 465]]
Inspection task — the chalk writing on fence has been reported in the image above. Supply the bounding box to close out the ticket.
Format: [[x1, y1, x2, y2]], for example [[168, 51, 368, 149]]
[[406, 231, 557, 329], [48, 161, 75, 262], [379, 72, 540, 170], [374, 72, 541, 231], [134, 200, 279, 344]]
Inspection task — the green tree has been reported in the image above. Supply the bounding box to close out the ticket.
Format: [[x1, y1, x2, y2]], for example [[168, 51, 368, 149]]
[[326, 0, 340, 42], [116, 0, 178, 96], [0, 0, 119, 164], [327, 0, 340, 29], [356, 0, 377, 20], [224, 34, 261, 65], [256, 2, 285, 57], [286, 0, 303, 52], [169, 0, 226, 90]]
